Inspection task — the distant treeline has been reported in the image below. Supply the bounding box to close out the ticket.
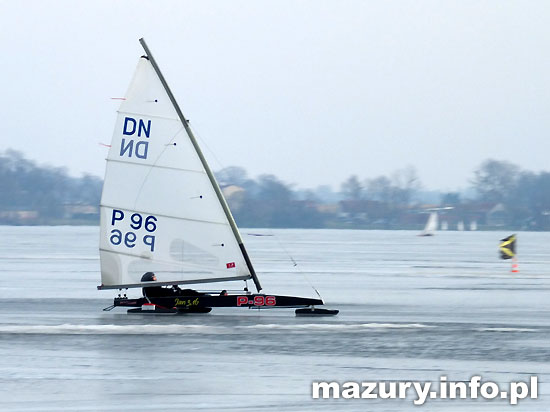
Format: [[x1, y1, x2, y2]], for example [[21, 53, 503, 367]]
[[2, 149, 550, 230], [218, 161, 550, 230], [0, 150, 102, 224], [329, 160, 550, 231]]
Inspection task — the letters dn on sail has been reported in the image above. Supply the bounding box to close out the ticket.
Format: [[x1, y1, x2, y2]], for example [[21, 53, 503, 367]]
[[110, 209, 157, 252], [120, 117, 151, 159]]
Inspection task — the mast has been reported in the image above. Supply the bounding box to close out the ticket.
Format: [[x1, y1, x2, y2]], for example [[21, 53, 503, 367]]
[[139, 38, 262, 292]]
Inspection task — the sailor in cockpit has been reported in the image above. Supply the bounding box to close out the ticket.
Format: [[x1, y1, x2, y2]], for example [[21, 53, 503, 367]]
[[140, 272, 182, 298]]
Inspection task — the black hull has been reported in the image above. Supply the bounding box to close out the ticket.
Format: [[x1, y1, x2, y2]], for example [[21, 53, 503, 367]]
[[295, 308, 339, 316], [111, 293, 335, 315], [127, 306, 213, 315]]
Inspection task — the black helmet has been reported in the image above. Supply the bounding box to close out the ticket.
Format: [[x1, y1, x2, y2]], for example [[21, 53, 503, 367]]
[[141, 272, 156, 282]]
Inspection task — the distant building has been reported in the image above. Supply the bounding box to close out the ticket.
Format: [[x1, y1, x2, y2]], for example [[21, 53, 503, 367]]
[[316, 203, 340, 215], [222, 185, 246, 211], [63, 204, 99, 220], [486, 203, 509, 227], [0, 210, 39, 224], [338, 200, 387, 224]]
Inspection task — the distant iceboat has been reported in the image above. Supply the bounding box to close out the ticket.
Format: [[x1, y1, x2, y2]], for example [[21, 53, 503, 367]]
[[441, 221, 448, 231], [470, 221, 477, 231], [419, 212, 438, 236], [457, 221, 465, 231]]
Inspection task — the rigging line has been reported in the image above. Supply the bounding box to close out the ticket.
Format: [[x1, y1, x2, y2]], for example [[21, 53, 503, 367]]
[[132, 126, 186, 210], [304, 274, 323, 300], [272, 231, 298, 267], [258, 227, 298, 267], [266, 230, 323, 300], [185, 118, 227, 172]]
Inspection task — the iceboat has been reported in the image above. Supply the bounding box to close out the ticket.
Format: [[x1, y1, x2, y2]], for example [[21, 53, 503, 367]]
[[98, 38, 337, 317], [418, 212, 438, 236]]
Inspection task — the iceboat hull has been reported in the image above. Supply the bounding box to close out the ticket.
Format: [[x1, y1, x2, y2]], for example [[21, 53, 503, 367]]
[[112, 293, 326, 314]]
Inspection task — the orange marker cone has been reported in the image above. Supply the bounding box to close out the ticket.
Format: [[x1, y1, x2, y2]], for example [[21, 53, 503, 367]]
[[511, 257, 519, 273]]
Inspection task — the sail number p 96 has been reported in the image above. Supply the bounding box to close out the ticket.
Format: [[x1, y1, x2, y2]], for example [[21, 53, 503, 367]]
[[236, 296, 276, 307], [109, 209, 157, 251]]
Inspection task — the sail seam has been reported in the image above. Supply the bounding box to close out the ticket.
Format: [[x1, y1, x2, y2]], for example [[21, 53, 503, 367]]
[[105, 158, 208, 175], [116, 110, 179, 122], [99, 247, 238, 269]]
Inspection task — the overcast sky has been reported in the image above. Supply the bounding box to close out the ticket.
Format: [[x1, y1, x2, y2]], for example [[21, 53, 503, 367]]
[[1, 0, 549, 191]]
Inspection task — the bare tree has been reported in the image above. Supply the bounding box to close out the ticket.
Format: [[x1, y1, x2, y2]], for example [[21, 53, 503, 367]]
[[365, 176, 392, 203], [341, 175, 363, 201], [472, 159, 520, 203], [391, 166, 421, 206], [215, 166, 249, 186]]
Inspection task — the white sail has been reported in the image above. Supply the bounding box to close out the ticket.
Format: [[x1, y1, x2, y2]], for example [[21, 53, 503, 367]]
[[99, 55, 252, 289], [457, 221, 465, 231], [419, 212, 438, 236], [441, 221, 448, 230], [470, 220, 477, 231]]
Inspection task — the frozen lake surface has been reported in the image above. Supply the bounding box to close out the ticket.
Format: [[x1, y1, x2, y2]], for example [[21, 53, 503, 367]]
[[1, 226, 550, 411]]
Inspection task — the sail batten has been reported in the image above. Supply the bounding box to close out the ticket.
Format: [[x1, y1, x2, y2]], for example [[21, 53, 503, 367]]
[[99, 40, 258, 290], [116, 110, 180, 122], [105, 158, 208, 175]]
